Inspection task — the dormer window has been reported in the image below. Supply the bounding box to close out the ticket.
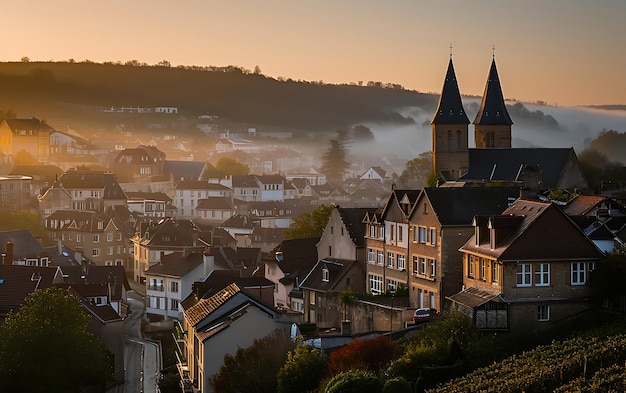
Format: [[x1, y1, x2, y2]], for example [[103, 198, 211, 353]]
[[322, 267, 329, 282]]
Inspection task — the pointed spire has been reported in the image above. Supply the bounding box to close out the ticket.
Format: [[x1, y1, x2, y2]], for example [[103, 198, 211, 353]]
[[473, 57, 513, 125], [431, 57, 470, 125]]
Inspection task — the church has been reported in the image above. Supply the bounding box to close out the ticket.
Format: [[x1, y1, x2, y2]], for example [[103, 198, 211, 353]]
[[431, 54, 589, 194]]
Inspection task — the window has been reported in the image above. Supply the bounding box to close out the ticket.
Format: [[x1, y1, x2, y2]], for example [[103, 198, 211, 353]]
[[517, 264, 532, 286], [377, 250, 384, 265], [468, 255, 475, 278], [387, 252, 394, 268], [328, 246, 332, 256], [398, 226, 403, 242], [92, 248, 99, 257], [368, 248, 375, 264], [413, 256, 419, 275], [309, 291, 316, 305], [379, 227, 384, 239], [170, 281, 179, 293], [480, 259, 486, 280], [322, 267, 329, 282], [430, 228, 437, 246], [538, 305, 550, 321], [369, 274, 383, 295], [456, 130, 462, 151], [571, 262, 587, 285], [107, 246, 114, 256], [370, 225, 376, 238], [170, 299, 179, 311], [420, 257, 427, 275], [429, 259, 436, 277], [107, 233, 113, 242], [386, 279, 397, 292], [412, 226, 418, 242], [93, 234, 99, 243], [535, 264, 550, 286], [396, 254, 406, 270], [492, 262, 499, 283], [419, 227, 426, 243], [330, 226, 333, 235], [77, 234, 82, 242]]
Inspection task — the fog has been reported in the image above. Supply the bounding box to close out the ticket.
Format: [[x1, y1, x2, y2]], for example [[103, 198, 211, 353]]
[[344, 101, 626, 172]]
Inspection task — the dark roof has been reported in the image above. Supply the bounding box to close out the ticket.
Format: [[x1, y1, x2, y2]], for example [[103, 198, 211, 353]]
[[174, 180, 231, 191], [461, 199, 605, 262], [126, 191, 172, 202], [251, 227, 285, 243], [473, 58, 513, 125], [140, 218, 202, 248], [0, 266, 61, 313], [336, 207, 371, 247], [0, 229, 48, 259], [163, 160, 206, 181], [300, 258, 357, 292], [232, 175, 259, 188], [52, 169, 127, 200], [447, 286, 500, 308], [59, 265, 130, 301], [431, 58, 470, 125], [196, 197, 236, 210], [145, 251, 205, 277], [421, 187, 518, 225], [3, 118, 55, 132], [9, 164, 63, 180], [220, 213, 254, 229], [460, 148, 576, 189], [114, 145, 165, 165]]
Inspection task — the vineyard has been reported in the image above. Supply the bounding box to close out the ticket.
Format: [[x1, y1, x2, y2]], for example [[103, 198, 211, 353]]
[[427, 332, 626, 393]]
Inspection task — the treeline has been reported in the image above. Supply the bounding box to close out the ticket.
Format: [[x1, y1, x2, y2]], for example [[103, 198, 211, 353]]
[[0, 61, 435, 132]]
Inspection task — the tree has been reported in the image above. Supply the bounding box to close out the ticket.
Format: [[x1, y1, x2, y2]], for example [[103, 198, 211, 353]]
[[157, 60, 171, 67], [277, 344, 327, 393], [352, 125, 375, 141], [209, 329, 295, 393], [0, 287, 113, 393], [14, 149, 38, 166], [327, 336, 395, 375], [397, 152, 432, 189], [215, 156, 249, 176], [20, 56, 30, 62], [324, 370, 382, 393], [284, 204, 333, 240], [0, 211, 51, 246], [320, 131, 350, 182]]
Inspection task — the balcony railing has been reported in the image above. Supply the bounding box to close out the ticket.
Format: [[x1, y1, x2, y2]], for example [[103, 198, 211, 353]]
[[147, 285, 164, 291]]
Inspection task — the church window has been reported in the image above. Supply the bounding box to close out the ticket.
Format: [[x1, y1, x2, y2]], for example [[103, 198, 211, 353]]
[[456, 130, 462, 151]]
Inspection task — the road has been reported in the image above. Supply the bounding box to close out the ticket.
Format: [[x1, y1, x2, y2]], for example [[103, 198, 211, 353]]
[[107, 290, 160, 393]]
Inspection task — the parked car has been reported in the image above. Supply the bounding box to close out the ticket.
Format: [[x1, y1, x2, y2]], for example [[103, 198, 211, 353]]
[[413, 308, 436, 324]]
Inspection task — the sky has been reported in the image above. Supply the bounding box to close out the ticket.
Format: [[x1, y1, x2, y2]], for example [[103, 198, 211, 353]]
[[2, 1, 625, 107]]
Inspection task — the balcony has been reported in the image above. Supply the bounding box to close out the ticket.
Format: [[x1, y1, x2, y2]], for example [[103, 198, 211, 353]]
[[147, 285, 164, 292]]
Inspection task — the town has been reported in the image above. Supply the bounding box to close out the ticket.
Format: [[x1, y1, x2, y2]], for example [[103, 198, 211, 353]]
[[0, 55, 626, 393]]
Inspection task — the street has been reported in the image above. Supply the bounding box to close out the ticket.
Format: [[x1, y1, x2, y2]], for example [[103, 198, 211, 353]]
[[107, 290, 160, 393]]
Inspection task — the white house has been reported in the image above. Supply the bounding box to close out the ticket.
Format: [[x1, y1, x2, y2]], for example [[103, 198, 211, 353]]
[[174, 180, 233, 218]]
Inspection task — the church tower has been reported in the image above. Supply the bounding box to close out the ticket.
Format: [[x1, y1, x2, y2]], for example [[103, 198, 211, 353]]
[[431, 56, 470, 181], [473, 56, 513, 148]]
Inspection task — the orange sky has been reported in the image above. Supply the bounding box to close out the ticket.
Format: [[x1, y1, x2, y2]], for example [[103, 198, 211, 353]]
[[2, 1, 625, 106]]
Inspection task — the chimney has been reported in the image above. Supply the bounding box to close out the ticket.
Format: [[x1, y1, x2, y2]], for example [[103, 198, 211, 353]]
[[5, 242, 14, 265], [203, 250, 215, 277]]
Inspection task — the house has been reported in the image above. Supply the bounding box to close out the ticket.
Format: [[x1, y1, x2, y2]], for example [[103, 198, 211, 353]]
[[144, 251, 215, 320], [311, 183, 350, 205], [180, 282, 292, 393], [131, 218, 205, 283], [263, 237, 320, 311], [250, 227, 285, 253], [219, 213, 255, 242], [406, 187, 519, 311], [0, 265, 64, 322], [0, 229, 50, 267], [174, 180, 233, 218], [215, 132, 259, 154], [38, 168, 128, 220], [449, 199, 605, 333], [50, 128, 102, 156], [290, 178, 312, 198], [126, 191, 174, 218], [59, 265, 130, 317], [0, 118, 54, 163], [364, 189, 420, 296], [0, 175, 32, 211], [111, 145, 166, 182], [195, 197, 237, 225], [360, 166, 388, 182], [164, 160, 207, 182], [44, 210, 129, 267], [9, 164, 63, 201], [248, 201, 293, 229]]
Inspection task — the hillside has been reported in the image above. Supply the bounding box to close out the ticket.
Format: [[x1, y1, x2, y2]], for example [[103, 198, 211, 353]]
[[0, 61, 435, 133]]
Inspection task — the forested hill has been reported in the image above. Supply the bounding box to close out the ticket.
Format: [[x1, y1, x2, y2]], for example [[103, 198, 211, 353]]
[[0, 61, 436, 131]]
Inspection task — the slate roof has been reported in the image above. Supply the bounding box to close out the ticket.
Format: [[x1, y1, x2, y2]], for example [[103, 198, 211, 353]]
[[300, 258, 358, 292], [459, 148, 577, 189], [251, 227, 285, 244], [163, 160, 206, 181], [59, 265, 130, 301], [461, 199, 605, 262], [232, 175, 259, 188], [431, 58, 470, 125], [185, 270, 274, 306], [221, 213, 254, 229], [51, 169, 127, 200], [174, 180, 231, 191], [126, 191, 172, 202], [4, 118, 56, 133], [145, 251, 205, 277], [420, 187, 518, 225], [196, 197, 236, 210], [114, 145, 165, 165], [336, 207, 371, 247], [0, 229, 48, 260], [0, 266, 62, 314], [473, 58, 513, 125], [139, 218, 202, 248]]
